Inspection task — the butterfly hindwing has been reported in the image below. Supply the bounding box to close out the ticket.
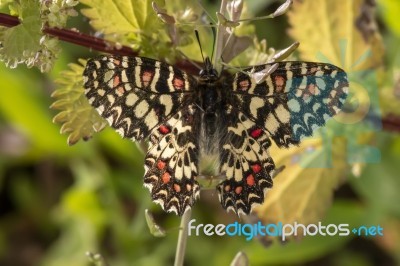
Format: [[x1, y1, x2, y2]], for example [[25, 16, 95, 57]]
[[232, 62, 349, 147], [83, 55, 200, 215], [218, 105, 275, 215], [144, 105, 200, 215]]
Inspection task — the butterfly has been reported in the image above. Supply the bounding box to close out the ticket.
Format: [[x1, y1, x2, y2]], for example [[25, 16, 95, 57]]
[[83, 55, 348, 216]]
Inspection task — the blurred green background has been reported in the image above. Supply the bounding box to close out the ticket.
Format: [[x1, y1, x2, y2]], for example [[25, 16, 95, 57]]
[[1, 0, 400, 265]]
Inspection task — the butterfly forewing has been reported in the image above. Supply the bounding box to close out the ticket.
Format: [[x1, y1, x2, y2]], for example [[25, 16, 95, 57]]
[[232, 62, 348, 147], [84, 56, 196, 140], [83, 55, 200, 215]]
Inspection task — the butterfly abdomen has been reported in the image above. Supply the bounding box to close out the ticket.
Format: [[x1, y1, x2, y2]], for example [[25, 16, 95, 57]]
[[196, 79, 227, 156]]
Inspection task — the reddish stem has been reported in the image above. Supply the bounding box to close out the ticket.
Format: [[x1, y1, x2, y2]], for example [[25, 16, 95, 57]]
[[0, 13, 136, 56], [0, 13, 199, 74], [382, 114, 400, 133]]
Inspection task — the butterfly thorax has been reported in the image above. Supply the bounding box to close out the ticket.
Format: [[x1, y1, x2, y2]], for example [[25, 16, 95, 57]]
[[196, 59, 229, 156]]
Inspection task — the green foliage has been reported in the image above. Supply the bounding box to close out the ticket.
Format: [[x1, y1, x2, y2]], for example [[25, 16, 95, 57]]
[[80, 0, 163, 36], [248, 201, 367, 265], [0, 0, 78, 72], [288, 0, 384, 71], [0, 0, 399, 266], [379, 0, 400, 36], [51, 59, 106, 145], [255, 0, 385, 237], [80, 0, 203, 61], [256, 138, 348, 230], [0, 64, 69, 156], [0, 1, 42, 68]]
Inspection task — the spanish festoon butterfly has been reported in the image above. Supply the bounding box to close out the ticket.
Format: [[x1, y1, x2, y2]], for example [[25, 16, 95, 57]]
[[83, 55, 348, 216]]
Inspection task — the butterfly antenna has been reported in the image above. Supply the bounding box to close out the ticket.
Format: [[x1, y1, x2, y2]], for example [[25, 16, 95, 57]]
[[195, 29, 205, 63], [210, 23, 216, 62]]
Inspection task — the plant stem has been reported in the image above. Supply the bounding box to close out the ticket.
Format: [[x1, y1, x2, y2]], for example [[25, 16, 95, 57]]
[[213, 0, 228, 73], [174, 209, 192, 266], [0, 13, 136, 56]]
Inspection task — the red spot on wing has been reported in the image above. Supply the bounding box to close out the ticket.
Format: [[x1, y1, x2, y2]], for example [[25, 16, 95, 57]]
[[113, 75, 121, 87], [246, 174, 255, 186], [303, 84, 316, 100], [274, 75, 285, 92], [157, 160, 166, 170], [224, 185, 231, 192], [158, 125, 170, 134], [251, 164, 262, 174], [250, 128, 263, 138], [173, 77, 185, 90], [235, 186, 243, 194], [142, 71, 153, 87], [162, 172, 171, 184], [174, 184, 181, 193], [116, 86, 125, 96], [239, 79, 250, 91], [186, 184, 192, 192], [307, 84, 316, 95], [113, 59, 121, 65]]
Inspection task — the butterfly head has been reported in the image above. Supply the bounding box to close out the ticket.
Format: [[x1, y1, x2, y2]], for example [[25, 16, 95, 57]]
[[199, 57, 218, 82]]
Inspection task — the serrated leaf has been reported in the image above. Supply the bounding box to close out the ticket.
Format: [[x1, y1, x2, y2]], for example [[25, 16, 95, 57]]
[[80, 0, 165, 41], [0, 0, 41, 66], [0, 0, 74, 72], [287, 0, 384, 71], [255, 137, 347, 240], [51, 59, 107, 145], [79, 0, 192, 60]]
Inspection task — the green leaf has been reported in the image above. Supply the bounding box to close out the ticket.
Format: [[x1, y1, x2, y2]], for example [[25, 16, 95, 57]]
[[0, 0, 14, 9], [350, 136, 400, 218], [379, 0, 400, 36], [0, 0, 42, 68], [145, 209, 166, 237], [51, 59, 107, 145], [0, 64, 70, 156], [80, 0, 165, 43], [0, 0, 78, 72], [287, 0, 384, 71], [80, 0, 203, 61], [255, 136, 348, 237]]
